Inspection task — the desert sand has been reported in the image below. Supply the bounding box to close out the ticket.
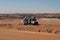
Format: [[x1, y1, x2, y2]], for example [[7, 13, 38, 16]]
[[0, 29, 60, 40], [0, 18, 60, 40]]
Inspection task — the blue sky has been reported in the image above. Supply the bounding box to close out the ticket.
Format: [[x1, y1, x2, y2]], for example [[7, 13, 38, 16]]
[[0, 0, 60, 13]]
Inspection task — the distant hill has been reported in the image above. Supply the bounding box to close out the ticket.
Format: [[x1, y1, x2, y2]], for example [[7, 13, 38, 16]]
[[0, 13, 60, 19]]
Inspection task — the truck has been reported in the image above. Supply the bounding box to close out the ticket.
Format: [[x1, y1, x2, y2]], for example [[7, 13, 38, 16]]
[[22, 17, 39, 25]]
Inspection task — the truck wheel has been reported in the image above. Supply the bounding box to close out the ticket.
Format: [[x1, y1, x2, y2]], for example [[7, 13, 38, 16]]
[[32, 22, 38, 25], [24, 23, 28, 25]]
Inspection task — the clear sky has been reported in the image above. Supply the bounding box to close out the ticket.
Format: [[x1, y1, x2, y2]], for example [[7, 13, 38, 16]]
[[0, 0, 60, 13]]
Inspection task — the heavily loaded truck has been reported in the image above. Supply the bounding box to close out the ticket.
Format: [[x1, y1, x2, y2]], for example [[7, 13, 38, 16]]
[[22, 17, 39, 25]]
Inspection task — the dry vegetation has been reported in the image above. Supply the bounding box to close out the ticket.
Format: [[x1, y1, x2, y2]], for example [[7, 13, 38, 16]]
[[0, 18, 60, 34]]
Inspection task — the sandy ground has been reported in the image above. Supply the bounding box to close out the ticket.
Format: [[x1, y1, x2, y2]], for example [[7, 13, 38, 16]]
[[0, 29, 60, 40], [0, 18, 60, 40]]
